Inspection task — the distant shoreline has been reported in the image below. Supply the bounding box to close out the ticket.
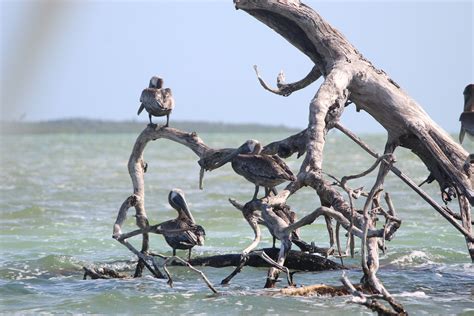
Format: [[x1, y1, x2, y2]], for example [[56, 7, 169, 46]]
[[0, 118, 299, 135]]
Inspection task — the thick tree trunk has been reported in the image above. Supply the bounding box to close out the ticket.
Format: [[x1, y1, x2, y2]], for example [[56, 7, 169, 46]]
[[177, 248, 343, 271]]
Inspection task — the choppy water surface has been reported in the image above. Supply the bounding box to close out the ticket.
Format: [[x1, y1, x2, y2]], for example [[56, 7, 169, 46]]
[[1, 132, 473, 315]]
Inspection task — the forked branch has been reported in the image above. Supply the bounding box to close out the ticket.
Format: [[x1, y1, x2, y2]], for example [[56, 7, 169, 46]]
[[253, 65, 322, 96]]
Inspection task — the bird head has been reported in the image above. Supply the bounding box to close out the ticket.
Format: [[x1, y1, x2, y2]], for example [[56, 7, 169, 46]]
[[242, 139, 262, 154], [149, 76, 164, 89], [168, 188, 195, 223], [463, 84, 474, 112]]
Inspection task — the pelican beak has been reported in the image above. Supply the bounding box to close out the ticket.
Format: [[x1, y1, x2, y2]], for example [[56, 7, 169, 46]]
[[199, 167, 205, 190], [209, 149, 241, 170], [213, 151, 238, 168], [180, 199, 195, 224], [198, 149, 240, 188], [170, 189, 195, 223]]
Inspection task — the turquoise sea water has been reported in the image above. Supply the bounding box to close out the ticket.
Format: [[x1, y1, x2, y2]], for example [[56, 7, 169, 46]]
[[1, 131, 473, 315]]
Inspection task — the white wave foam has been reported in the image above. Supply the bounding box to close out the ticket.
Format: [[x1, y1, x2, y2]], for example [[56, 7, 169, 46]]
[[396, 291, 429, 298], [391, 250, 437, 266]]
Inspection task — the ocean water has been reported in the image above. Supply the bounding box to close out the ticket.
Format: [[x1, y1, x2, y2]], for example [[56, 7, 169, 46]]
[[1, 131, 473, 315]]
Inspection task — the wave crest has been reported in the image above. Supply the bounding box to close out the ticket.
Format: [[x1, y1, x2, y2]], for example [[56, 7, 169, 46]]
[[390, 250, 437, 266]]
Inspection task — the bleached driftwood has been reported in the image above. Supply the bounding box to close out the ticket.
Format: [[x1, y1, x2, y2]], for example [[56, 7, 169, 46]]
[[105, 2, 473, 314], [110, 125, 344, 288], [233, 0, 472, 254], [229, 0, 472, 313]]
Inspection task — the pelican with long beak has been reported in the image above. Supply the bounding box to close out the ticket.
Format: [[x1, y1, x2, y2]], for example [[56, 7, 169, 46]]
[[210, 139, 296, 200], [137, 76, 175, 127], [158, 189, 205, 260]]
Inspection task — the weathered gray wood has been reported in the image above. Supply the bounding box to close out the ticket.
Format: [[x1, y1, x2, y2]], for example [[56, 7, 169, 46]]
[[112, 125, 215, 277], [113, 126, 213, 240], [107, 3, 470, 311], [161, 255, 218, 293], [336, 122, 474, 242], [341, 273, 407, 315], [253, 65, 321, 97], [233, 0, 472, 311], [236, 0, 471, 201]]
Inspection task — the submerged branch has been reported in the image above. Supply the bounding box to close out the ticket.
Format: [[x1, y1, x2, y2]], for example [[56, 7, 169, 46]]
[[341, 273, 406, 316], [162, 256, 218, 294], [180, 248, 344, 271]]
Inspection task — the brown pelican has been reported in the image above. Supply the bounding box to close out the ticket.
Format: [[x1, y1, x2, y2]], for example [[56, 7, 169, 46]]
[[460, 84, 474, 143], [212, 139, 296, 200], [137, 76, 175, 127], [158, 189, 205, 260]]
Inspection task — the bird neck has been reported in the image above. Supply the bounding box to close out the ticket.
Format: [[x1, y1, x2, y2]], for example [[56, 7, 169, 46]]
[[177, 211, 194, 223]]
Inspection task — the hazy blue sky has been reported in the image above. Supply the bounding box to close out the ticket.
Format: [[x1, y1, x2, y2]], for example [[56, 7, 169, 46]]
[[1, 0, 472, 133]]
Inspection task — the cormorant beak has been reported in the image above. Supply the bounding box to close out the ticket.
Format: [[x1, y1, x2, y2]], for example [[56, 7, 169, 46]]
[[169, 189, 195, 223]]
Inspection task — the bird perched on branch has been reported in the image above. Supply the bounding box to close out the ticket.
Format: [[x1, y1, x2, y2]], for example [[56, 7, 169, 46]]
[[137, 76, 175, 127], [158, 189, 205, 260], [459, 84, 474, 143], [212, 139, 296, 200]]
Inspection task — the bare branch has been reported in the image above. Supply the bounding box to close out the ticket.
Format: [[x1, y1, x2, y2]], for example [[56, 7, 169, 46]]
[[162, 256, 218, 294], [340, 273, 406, 316], [116, 224, 192, 242], [253, 65, 321, 97], [336, 122, 474, 242], [341, 154, 394, 188]]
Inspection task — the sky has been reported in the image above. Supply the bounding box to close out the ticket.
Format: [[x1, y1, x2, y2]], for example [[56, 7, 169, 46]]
[[0, 0, 472, 133]]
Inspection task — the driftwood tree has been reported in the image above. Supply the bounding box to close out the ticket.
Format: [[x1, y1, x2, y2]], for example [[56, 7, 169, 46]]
[[103, 1, 473, 315], [234, 0, 472, 242], [233, 0, 472, 312]]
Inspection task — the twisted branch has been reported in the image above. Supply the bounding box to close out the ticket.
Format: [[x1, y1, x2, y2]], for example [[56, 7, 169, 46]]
[[253, 65, 321, 97]]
